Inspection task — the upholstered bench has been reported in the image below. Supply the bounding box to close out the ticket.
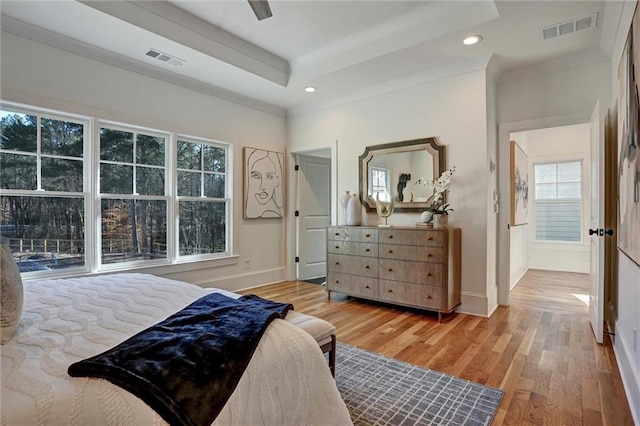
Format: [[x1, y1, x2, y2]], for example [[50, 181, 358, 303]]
[[285, 311, 336, 376], [206, 288, 337, 376]]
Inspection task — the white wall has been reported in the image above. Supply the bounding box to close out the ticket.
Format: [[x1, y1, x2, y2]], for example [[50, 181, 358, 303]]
[[524, 124, 591, 273], [485, 56, 499, 316], [0, 32, 288, 291], [616, 253, 640, 423], [608, 1, 640, 421], [288, 69, 493, 316]]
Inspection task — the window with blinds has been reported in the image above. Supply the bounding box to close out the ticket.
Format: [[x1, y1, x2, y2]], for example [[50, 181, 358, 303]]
[[534, 161, 582, 242]]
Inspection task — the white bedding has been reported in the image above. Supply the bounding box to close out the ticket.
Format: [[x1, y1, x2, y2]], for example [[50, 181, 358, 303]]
[[1, 273, 352, 425]]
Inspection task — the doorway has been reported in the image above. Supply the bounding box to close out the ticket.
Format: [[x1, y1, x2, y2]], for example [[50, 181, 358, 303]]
[[499, 103, 608, 344], [508, 123, 592, 294], [294, 150, 331, 281]]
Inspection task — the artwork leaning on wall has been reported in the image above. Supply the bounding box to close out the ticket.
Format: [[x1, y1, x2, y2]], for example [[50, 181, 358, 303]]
[[510, 141, 529, 227]]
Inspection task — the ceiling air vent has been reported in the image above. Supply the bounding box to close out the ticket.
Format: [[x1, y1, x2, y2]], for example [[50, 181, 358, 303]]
[[541, 13, 598, 40], [145, 49, 185, 67]]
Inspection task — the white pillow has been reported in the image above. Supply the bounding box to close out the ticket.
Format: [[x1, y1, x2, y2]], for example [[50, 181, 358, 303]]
[[1, 244, 23, 344]]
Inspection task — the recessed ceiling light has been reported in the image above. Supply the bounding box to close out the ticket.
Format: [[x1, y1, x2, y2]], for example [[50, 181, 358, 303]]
[[304, 86, 316, 93], [463, 35, 483, 46]]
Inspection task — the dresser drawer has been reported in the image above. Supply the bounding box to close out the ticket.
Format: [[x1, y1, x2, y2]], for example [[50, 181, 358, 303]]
[[327, 273, 378, 298], [379, 280, 442, 310], [328, 240, 378, 257], [379, 229, 443, 247], [379, 259, 442, 286], [328, 227, 378, 243], [327, 254, 378, 278], [379, 244, 444, 263]]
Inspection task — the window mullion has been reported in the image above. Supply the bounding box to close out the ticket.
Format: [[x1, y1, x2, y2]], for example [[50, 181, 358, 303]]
[[88, 118, 101, 272], [200, 144, 205, 197], [36, 116, 42, 191], [167, 133, 177, 263], [132, 132, 138, 195]]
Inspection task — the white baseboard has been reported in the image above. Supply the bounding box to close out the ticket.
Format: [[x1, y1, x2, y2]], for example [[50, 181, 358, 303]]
[[457, 291, 490, 317], [527, 260, 589, 274], [613, 331, 640, 425], [486, 285, 499, 317], [190, 267, 287, 292], [510, 266, 528, 290]]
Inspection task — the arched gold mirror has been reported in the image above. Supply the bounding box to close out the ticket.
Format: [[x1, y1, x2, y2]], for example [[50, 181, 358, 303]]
[[359, 137, 446, 212]]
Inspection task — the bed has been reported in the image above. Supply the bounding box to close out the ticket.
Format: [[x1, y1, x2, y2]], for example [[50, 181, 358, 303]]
[[0, 273, 352, 425]]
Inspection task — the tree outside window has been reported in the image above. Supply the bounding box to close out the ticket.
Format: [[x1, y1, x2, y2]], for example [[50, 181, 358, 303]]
[[0, 103, 232, 275], [0, 109, 86, 271]]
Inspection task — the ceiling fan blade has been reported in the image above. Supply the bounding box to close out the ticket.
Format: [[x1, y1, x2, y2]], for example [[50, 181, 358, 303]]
[[248, 0, 272, 21]]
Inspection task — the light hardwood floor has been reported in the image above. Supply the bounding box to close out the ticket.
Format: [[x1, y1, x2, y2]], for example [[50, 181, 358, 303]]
[[239, 269, 634, 425]]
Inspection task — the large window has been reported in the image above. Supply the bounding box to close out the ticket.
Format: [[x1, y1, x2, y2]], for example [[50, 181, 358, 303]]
[[534, 161, 582, 242], [0, 108, 87, 272], [0, 103, 232, 275], [177, 138, 228, 256], [99, 125, 168, 266]]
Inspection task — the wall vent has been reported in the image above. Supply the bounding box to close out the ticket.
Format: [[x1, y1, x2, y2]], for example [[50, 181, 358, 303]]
[[540, 13, 598, 40], [145, 49, 185, 67]]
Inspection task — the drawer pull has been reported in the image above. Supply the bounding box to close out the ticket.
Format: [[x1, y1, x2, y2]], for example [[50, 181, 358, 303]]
[[388, 235, 394, 239], [335, 232, 340, 236], [388, 268, 393, 272], [387, 289, 393, 293], [388, 250, 393, 254], [365, 233, 371, 237], [426, 253, 432, 257], [335, 262, 340, 266], [365, 248, 370, 252], [427, 237, 433, 240], [335, 280, 339, 284], [426, 295, 432, 299], [365, 285, 370, 289], [365, 265, 370, 269], [335, 246, 340, 249], [427, 273, 431, 276]]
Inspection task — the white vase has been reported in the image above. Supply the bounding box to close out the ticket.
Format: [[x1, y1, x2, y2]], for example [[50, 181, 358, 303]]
[[432, 213, 448, 229], [339, 191, 351, 225], [420, 211, 433, 223], [345, 194, 362, 226]]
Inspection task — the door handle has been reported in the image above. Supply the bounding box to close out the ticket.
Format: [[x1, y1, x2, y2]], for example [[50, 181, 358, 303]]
[[589, 228, 615, 237]]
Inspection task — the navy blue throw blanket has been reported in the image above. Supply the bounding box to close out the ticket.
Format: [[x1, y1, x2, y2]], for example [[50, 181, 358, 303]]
[[68, 293, 293, 426]]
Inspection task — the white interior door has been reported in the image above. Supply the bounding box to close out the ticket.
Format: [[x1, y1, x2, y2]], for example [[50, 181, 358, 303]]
[[589, 100, 605, 344], [296, 154, 331, 280]]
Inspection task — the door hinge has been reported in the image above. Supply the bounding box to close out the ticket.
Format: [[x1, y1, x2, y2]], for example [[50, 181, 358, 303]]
[[295, 210, 300, 217], [295, 256, 300, 263], [294, 165, 299, 171]]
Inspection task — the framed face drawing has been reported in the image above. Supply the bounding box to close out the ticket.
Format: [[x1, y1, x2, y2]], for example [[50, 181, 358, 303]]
[[243, 147, 285, 219], [510, 141, 529, 226]]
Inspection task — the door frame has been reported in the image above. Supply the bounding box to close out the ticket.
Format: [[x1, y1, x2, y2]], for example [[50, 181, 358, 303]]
[[497, 112, 594, 306], [285, 145, 336, 281]]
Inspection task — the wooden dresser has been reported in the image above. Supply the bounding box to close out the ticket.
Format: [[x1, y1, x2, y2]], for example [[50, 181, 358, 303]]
[[326, 226, 461, 321]]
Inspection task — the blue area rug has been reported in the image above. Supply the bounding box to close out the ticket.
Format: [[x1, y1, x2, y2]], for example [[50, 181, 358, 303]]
[[334, 343, 503, 426]]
